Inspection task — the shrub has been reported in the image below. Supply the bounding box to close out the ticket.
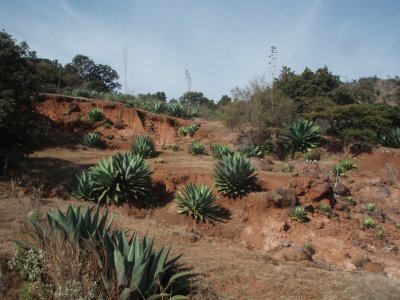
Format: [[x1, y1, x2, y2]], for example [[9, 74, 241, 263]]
[[362, 217, 376, 229], [332, 163, 347, 177], [81, 132, 103, 148], [175, 183, 222, 222], [344, 195, 356, 205], [214, 153, 258, 198], [211, 144, 234, 159], [88, 152, 152, 204], [12, 205, 190, 299], [304, 150, 320, 161], [281, 120, 321, 157], [364, 202, 376, 213], [188, 142, 206, 155], [376, 228, 385, 239], [289, 205, 308, 222], [380, 127, 400, 148], [340, 158, 356, 171], [131, 135, 156, 158], [178, 124, 199, 137], [281, 162, 294, 173], [87, 108, 105, 122], [319, 203, 332, 216]]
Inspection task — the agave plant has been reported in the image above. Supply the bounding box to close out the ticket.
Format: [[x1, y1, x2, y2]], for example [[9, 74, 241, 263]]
[[175, 183, 222, 222], [16, 205, 190, 299], [81, 132, 103, 148], [178, 124, 199, 137], [242, 144, 272, 158], [281, 120, 321, 157], [149, 101, 166, 114], [131, 135, 156, 158], [211, 144, 234, 160], [71, 171, 96, 202], [90, 152, 152, 204], [339, 158, 356, 171], [214, 152, 258, 198], [167, 103, 186, 118], [332, 163, 346, 177], [102, 231, 190, 299], [380, 127, 400, 148], [87, 108, 105, 122], [362, 217, 376, 229], [289, 205, 308, 222], [188, 142, 206, 155]]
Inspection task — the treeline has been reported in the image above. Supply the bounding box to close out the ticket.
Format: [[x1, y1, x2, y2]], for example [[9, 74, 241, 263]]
[[221, 66, 400, 146]]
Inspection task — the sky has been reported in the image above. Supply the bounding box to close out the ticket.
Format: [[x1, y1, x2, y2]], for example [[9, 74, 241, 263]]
[[1, 0, 400, 100]]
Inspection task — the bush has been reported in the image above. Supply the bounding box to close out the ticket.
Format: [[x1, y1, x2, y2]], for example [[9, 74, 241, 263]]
[[72, 152, 152, 205], [281, 120, 321, 157], [175, 183, 222, 222], [11, 205, 190, 299], [304, 150, 320, 161], [87, 108, 105, 122], [281, 162, 294, 173], [188, 142, 206, 155], [178, 124, 199, 137], [211, 144, 234, 159], [380, 127, 400, 148], [81, 132, 103, 148], [289, 205, 308, 222], [131, 135, 156, 158], [214, 153, 258, 198]]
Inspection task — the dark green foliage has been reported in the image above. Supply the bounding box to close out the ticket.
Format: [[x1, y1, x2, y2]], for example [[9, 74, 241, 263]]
[[148, 101, 166, 114], [214, 153, 258, 198], [87, 108, 105, 122], [167, 103, 186, 118], [16, 205, 190, 299], [380, 127, 400, 148], [90, 153, 152, 204], [281, 120, 321, 157], [73, 152, 152, 205], [176, 183, 222, 222], [0, 31, 38, 164], [188, 142, 206, 155], [211, 144, 234, 159], [71, 171, 95, 202], [178, 124, 199, 137], [81, 132, 103, 148], [304, 150, 320, 161], [289, 206, 308, 222], [131, 135, 156, 158]]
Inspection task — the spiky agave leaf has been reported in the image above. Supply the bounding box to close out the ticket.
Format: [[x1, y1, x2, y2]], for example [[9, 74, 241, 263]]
[[242, 143, 272, 158], [131, 135, 156, 158], [176, 183, 222, 222], [281, 120, 321, 157], [167, 103, 186, 118], [71, 171, 96, 201], [214, 152, 258, 198], [188, 142, 205, 155], [289, 205, 308, 222], [211, 144, 234, 159], [90, 152, 152, 205], [87, 108, 105, 122], [81, 132, 103, 148], [380, 127, 400, 148]]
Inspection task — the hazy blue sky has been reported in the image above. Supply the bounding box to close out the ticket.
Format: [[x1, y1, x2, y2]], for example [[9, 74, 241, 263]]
[[2, 0, 399, 100]]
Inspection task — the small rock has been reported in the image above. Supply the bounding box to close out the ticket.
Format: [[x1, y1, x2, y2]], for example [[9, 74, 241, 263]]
[[114, 120, 124, 129], [332, 182, 350, 196], [279, 222, 290, 232], [335, 200, 349, 212], [361, 260, 384, 273], [308, 182, 332, 201], [267, 188, 297, 208], [370, 210, 385, 220]]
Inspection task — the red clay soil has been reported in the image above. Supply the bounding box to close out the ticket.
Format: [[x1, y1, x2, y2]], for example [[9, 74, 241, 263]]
[[1, 95, 400, 299]]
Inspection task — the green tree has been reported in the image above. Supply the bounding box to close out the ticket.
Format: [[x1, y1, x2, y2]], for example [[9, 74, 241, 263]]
[[218, 94, 232, 106], [65, 55, 121, 92], [0, 30, 38, 165], [179, 91, 215, 108]]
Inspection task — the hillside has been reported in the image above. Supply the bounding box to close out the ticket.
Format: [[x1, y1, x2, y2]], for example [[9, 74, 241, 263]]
[[1, 94, 400, 299]]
